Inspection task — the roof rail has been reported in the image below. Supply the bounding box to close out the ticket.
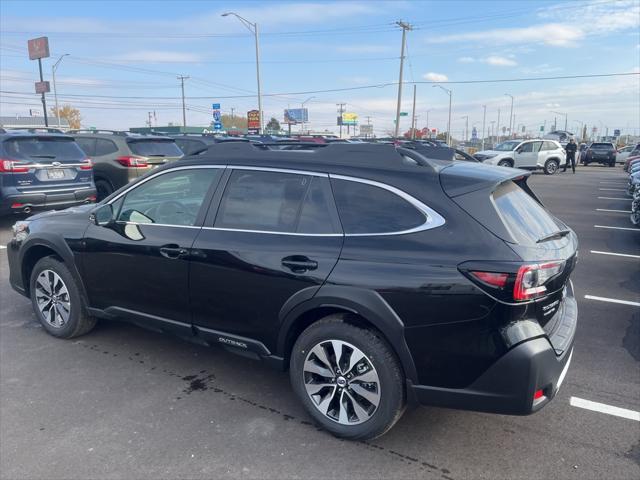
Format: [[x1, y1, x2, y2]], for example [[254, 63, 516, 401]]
[[6, 127, 66, 134], [67, 129, 130, 136]]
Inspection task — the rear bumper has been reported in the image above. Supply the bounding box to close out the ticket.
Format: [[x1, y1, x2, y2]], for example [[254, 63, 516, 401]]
[[0, 187, 97, 215], [410, 287, 577, 415]]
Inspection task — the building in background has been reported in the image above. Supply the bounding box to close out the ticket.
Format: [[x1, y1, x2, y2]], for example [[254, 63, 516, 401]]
[[0, 115, 69, 130]]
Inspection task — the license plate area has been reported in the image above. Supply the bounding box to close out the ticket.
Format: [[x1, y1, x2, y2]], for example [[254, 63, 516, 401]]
[[47, 169, 65, 179]]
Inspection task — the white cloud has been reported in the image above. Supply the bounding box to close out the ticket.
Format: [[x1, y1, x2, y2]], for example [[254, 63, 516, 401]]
[[484, 55, 517, 67], [423, 72, 448, 82], [538, 0, 640, 36], [428, 23, 583, 47]]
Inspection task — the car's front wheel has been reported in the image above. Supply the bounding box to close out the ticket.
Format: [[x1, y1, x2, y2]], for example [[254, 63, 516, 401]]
[[29, 257, 97, 338], [497, 159, 512, 168], [544, 159, 559, 175], [290, 316, 405, 440]]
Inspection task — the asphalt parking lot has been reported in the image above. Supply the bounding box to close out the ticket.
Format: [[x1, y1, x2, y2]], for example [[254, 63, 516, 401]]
[[1, 165, 638, 480]]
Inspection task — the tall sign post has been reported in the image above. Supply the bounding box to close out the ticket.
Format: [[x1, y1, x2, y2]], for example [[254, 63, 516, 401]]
[[28, 36, 50, 127], [212, 103, 222, 131]]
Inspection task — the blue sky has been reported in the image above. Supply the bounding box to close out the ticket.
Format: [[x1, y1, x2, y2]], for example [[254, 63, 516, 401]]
[[1, 0, 639, 138]]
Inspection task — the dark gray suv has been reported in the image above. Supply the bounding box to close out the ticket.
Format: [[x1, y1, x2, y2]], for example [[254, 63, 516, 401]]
[[71, 130, 183, 200]]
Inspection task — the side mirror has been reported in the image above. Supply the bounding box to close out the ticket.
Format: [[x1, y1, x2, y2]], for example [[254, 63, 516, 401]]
[[92, 204, 114, 226]]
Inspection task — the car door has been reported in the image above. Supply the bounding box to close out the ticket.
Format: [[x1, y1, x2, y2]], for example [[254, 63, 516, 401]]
[[81, 166, 224, 330], [514, 141, 540, 168], [189, 167, 343, 353]]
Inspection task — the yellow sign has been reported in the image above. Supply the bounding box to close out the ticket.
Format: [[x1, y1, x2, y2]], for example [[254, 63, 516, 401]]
[[342, 112, 358, 125]]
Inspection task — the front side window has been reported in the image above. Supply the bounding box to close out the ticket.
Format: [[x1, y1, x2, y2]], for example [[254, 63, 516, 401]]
[[116, 168, 220, 226], [518, 142, 538, 153], [331, 178, 426, 234]]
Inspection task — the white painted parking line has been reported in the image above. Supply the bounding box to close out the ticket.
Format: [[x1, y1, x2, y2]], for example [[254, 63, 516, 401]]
[[598, 188, 627, 191], [570, 397, 640, 422], [596, 208, 631, 213], [590, 250, 640, 259], [597, 197, 631, 201], [0, 245, 6, 250], [594, 225, 639, 232], [584, 295, 640, 307]]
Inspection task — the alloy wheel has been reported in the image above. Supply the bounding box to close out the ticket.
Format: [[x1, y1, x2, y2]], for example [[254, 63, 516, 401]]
[[35, 270, 71, 328], [303, 340, 381, 425]]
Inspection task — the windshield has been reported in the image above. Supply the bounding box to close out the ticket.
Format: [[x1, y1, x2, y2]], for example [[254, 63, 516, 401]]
[[493, 141, 521, 151], [493, 181, 561, 245], [4, 137, 86, 161], [127, 139, 182, 157]]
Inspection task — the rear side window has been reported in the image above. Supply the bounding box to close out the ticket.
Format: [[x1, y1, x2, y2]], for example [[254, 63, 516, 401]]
[[4, 137, 86, 161], [541, 141, 557, 151], [331, 178, 425, 234], [175, 139, 205, 156], [95, 139, 118, 156], [127, 140, 182, 157], [216, 170, 310, 233], [492, 181, 560, 245], [74, 137, 96, 156]]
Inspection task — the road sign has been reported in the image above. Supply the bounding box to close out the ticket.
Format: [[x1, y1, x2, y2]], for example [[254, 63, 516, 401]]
[[35, 81, 50, 94], [247, 110, 260, 129], [213, 110, 221, 122], [212, 103, 221, 110], [213, 121, 222, 130], [399, 112, 408, 117], [28, 37, 50, 60], [342, 112, 358, 126], [360, 124, 373, 134], [614, 129, 620, 136]]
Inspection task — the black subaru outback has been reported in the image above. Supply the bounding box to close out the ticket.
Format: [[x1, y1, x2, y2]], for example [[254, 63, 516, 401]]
[[6, 142, 577, 440]]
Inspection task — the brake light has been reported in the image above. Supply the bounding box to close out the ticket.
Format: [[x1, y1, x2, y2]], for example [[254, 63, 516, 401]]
[[470, 271, 509, 288], [116, 156, 148, 168], [0, 159, 30, 173], [533, 389, 545, 400], [513, 261, 564, 301], [79, 158, 93, 170]]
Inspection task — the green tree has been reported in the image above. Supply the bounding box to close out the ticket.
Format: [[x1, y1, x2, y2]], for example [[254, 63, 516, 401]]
[[266, 117, 281, 132], [50, 104, 82, 129]]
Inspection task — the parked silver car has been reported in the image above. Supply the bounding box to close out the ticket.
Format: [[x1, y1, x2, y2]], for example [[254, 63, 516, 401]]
[[474, 139, 567, 175]]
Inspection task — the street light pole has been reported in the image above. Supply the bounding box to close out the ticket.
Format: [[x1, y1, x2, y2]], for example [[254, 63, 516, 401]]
[[177, 75, 189, 133], [460, 115, 469, 142], [481, 104, 487, 150], [505, 94, 513, 139], [301, 96, 315, 134], [52, 53, 69, 128], [425, 109, 432, 138], [497, 108, 501, 143], [394, 21, 412, 138], [432, 84, 452, 145], [222, 12, 264, 134], [410, 84, 417, 139]]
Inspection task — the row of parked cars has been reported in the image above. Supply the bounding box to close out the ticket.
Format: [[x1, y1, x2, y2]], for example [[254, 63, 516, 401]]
[[624, 145, 640, 227]]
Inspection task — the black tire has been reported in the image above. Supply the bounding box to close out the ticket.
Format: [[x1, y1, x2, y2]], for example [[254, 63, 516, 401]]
[[290, 315, 405, 440], [95, 179, 114, 202], [497, 159, 513, 168], [29, 257, 97, 339], [544, 159, 559, 175]]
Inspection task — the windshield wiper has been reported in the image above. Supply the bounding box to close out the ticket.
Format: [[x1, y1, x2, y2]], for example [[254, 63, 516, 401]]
[[536, 229, 571, 243]]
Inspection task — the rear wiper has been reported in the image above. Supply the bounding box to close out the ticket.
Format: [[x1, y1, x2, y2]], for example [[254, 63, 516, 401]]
[[31, 155, 56, 158], [536, 229, 571, 243]]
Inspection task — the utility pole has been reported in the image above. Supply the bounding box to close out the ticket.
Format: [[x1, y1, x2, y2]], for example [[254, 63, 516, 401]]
[[147, 111, 153, 128], [337, 103, 346, 138], [231, 107, 235, 120], [497, 108, 501, 143], [425, 109, 432, 137], [394, 20, 412, 138], [490, 120, 495, 144], [51, 53, 69, 128], [433, 85, 452, 145], [505, 94, 513, 140], [177, 75, 189, 133], [410, 84, 417, 139], [481, 105, 487, 150], [461, 115, 469, 142], [37, 58, 49, 127]]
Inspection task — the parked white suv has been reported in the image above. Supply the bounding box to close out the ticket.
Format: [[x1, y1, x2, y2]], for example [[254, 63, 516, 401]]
[[474, 139, 567, 175]]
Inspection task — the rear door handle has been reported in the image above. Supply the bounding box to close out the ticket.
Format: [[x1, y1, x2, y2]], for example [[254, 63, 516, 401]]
[[159, 244, 188, 259], [281, 255, 318, 272]]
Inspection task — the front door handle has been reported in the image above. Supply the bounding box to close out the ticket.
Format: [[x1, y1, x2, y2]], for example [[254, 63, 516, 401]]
[[282, 255, 318, 273], [159, 244, 188, 259]]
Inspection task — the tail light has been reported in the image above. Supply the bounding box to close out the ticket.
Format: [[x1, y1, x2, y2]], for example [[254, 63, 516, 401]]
[[465, 260, 565, 302], [116, 155, 148, 168], [0, 159, 30, 173], [79, 158, 93, 170]]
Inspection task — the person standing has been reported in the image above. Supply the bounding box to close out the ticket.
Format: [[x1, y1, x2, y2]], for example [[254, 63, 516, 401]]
[[564, 137, 577, 173]]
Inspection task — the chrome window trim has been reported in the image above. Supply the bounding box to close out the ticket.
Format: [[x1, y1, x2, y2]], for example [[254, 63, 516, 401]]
[[115, 221, 202, 230], [107, 165, 226, 205], [230, 165, 328, 177], [329, 174, 446, 236], [202, 226, 342, 237]]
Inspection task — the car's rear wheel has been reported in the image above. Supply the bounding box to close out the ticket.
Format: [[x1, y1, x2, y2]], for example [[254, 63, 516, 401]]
[[95, 179, 114, 202], [30, 257, 96, 338], [290, 316, 405, 440], [498, 159, 512, 168], [544, 159, 559, 175]]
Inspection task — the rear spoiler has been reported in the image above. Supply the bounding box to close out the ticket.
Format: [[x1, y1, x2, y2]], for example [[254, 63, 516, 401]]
[[439, 162, 531, 198]]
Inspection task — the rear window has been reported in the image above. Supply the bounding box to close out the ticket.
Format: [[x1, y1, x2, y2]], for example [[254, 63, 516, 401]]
[[127, 139, 182, 157], [492, 181, 561, 245], [590, 143, 614, 149], [4, 137, 86, 161]]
